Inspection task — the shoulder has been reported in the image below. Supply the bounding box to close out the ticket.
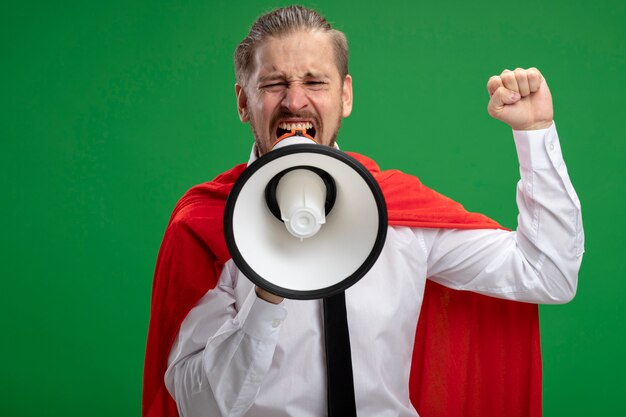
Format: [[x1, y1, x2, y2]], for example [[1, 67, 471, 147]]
[[161, 163, 246, 256], [169, 163, 247, 225]]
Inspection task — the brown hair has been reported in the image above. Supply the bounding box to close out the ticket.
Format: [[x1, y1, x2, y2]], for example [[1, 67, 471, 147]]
[[234, 5, 348, 88]]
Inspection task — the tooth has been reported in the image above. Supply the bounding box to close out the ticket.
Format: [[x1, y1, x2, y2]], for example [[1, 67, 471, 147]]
[[278, 122, 314, 132]]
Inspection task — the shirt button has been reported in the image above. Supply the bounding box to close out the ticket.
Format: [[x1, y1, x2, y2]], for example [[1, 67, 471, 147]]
[[271, 319, 281, 328], [549, 142, 555, 151]]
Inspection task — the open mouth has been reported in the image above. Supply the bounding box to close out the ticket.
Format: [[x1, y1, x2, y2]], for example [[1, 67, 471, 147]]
[[276, 122, 316, 139]]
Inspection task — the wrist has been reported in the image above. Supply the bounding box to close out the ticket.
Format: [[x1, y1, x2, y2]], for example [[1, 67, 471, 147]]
[[256, 287, 284, 304], [512, 120, 553, 131]]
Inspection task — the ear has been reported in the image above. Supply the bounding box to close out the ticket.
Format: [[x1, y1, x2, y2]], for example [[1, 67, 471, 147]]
[[341, 74, 353, 118], [235, 83, 250, 122]]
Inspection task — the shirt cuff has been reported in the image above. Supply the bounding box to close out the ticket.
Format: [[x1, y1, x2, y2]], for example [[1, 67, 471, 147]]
[[241, 295, 288, 340], [513, 121, 563, 170]]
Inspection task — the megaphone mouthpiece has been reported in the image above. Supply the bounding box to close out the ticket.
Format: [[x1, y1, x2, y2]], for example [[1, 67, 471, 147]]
[[273, 129, 317, 147]]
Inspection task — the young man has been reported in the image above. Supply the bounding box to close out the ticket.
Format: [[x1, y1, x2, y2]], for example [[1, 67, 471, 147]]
[[144, 5, 583, 417]]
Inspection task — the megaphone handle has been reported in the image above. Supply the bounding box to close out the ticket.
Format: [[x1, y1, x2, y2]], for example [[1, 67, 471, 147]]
[[323, 292, 358, 416]]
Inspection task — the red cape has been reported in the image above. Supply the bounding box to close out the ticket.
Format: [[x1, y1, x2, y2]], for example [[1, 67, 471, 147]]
[[143, 152, 541, 417]]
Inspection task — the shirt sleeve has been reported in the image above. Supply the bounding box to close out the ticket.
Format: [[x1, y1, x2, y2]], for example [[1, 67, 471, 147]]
[[165, 264, 288, 417], [423, 122, 584, 303]]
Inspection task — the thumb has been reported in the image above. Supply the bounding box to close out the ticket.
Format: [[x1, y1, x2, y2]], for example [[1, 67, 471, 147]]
[[488, 86, 521, 115]]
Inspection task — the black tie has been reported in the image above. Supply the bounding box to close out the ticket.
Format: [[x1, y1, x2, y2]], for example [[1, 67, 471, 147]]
[[323, 291, 357, 416]]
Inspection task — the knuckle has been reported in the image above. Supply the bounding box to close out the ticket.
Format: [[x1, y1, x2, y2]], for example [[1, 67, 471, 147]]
[[487, 75, 500, 86], [487, 77, 502, 94], [501, 72, 515, 83]]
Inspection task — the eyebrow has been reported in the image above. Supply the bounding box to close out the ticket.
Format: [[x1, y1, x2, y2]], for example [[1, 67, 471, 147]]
[[258, 73, 286, 84]]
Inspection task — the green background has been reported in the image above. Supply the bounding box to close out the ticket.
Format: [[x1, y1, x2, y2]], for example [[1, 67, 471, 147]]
[[2, 0, 624, 415]]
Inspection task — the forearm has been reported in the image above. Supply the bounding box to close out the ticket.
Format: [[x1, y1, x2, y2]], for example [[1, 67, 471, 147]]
[[166, 285, 287, 417], [511, 122, 583, 301]]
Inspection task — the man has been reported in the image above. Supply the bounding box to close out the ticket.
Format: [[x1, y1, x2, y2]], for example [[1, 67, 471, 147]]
[[143, 5, 583, 417]]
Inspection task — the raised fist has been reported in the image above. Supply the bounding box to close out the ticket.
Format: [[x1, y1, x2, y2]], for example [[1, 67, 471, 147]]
[[487, 68, 553, 130]]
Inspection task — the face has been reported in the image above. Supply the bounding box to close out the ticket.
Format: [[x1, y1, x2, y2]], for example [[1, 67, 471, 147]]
[[235, 30, 353, 155]]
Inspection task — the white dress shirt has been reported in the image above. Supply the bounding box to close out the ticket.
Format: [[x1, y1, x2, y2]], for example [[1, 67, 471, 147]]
[[165, 123, 583, 417]]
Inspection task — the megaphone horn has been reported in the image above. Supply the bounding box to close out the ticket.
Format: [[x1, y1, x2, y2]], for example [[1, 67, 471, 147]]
[[223, 135, 387, 299]]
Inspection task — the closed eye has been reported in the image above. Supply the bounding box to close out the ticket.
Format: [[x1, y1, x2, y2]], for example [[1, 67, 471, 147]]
[[305, 81, 326, 90], [261, 82, 287, 90]]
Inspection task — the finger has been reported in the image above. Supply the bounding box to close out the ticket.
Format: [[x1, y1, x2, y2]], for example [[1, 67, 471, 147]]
[[500, 69, 519, 93], [514, 68, 530, 96], [487, 76, 503, 97], [489, 86, 521, 113], [527, 67, 543, 92]]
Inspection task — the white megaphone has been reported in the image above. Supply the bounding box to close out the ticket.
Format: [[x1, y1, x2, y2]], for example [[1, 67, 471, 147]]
[[223, 131, 387, 299]]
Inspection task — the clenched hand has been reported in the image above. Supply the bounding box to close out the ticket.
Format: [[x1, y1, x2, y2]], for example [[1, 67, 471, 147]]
[[487, 67, 553, 131]]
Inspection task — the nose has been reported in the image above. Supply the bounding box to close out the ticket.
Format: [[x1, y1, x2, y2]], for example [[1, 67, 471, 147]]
[[281, 84, 309, 113]]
